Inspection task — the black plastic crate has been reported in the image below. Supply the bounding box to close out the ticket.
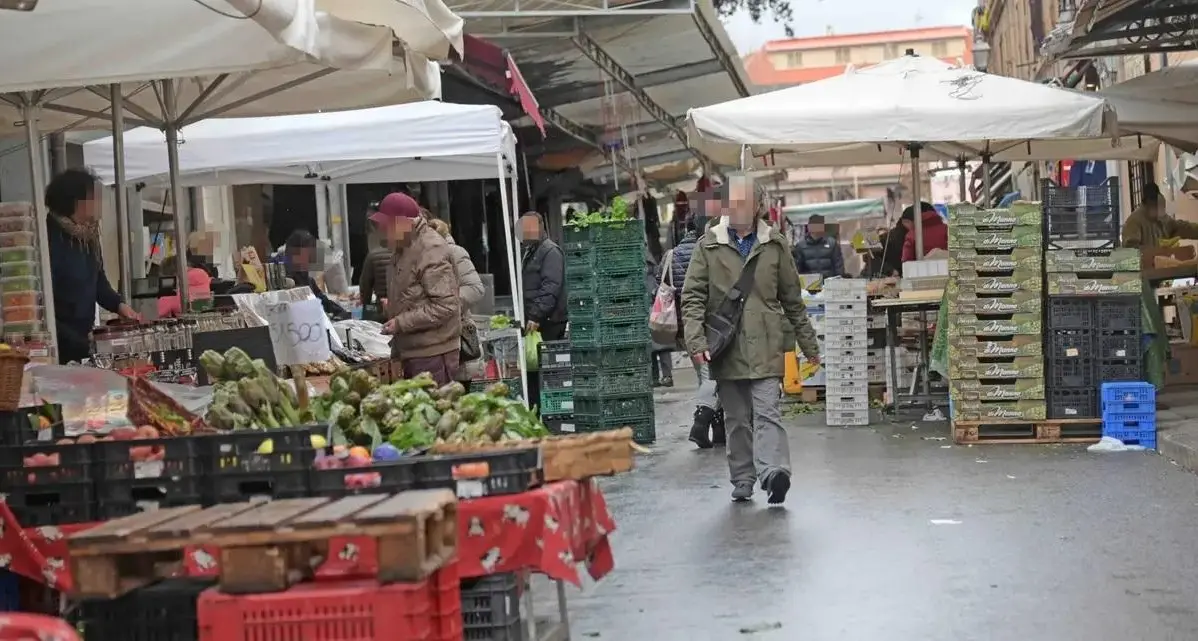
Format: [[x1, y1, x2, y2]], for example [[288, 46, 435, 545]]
[[538, 340, 572, 371], [0, 441, 95, 486], [1047, 387, 1098, 420], [1049, 357, 1094, 389], [1041, 178, 1120, 245], [1096, 296, 1140, 332], [93, 436, 202, 481], [1098, 359, 1142, 382], [1097, 332, 1140, 360], [206, 470, 310, 505], [540, 368, 573, 392], [1047, 297, 1093, 330], [0, 404, 64, 447], [461, 573, 522, 641], [542, 415, 577, 435], [310, 459, 418, 499], [4, 481, 94, 526], [197, 428, 315, 475], [74, 578, 214, 641], [98, 477, 203, 520], [414, 448, 542, 499], [1048, 329, 1094, 360]]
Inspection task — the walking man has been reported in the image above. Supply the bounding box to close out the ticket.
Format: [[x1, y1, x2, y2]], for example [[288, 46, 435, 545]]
[[681, 175, 821, 504]]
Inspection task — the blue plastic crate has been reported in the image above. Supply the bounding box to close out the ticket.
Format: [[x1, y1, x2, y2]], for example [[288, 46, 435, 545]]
[[1102, 429, 1157, 449], [1100, 381, 1155, 412], [0, 570, 17, 612], [1102, 411, 1156, 433]]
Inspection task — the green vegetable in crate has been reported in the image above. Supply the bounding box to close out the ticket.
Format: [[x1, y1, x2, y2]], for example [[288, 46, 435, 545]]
[[485, 382, 511, 398], [380, 408, 406, 435], [434, 382, 466, 402], [389, 417, 435, 450], [360, 392, 390, 420], [199, 350, 226, 380], [490, 315, 513, 329], [434, 409, 460, 439], [223, 347, 256, 380], [348, 368, 379, 397]]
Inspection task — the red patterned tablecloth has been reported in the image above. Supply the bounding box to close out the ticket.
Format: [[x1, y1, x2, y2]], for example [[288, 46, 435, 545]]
[[0, 480, 615, 592]]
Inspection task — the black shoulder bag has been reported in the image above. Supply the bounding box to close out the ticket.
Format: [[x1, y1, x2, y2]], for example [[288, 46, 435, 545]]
[[705, 253, 761, 360]]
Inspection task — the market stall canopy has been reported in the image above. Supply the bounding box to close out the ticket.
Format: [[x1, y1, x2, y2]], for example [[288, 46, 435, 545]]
[[0, 0, 462, 132], [684, 54, 1160, 169], [83, 102, 517, 185], [1096, 60, 1198, 155], [782, 199, 886, 225]]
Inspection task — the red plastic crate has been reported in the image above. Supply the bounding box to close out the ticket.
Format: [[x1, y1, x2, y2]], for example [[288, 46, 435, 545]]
[[198, 580, 434, 641], [431, 560, 463, 641]]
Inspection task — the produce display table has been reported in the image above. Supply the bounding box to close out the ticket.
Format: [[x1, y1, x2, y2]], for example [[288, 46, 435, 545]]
[[872, 294, 947, 410], [0, 479, 615, 592]]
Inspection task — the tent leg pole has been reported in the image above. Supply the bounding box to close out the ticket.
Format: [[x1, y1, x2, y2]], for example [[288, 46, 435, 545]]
[[111, 84, 132, 302], [909, 144, 923, 258], [161, 79, 190, 306], [497, 154, 528, 405], [23, 100, 59, 362]]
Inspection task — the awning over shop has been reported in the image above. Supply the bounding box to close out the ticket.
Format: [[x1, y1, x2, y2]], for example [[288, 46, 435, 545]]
[[1043, 0, 1198, 59], [81, 102, 518, 185], [783, 198, 886, 224]]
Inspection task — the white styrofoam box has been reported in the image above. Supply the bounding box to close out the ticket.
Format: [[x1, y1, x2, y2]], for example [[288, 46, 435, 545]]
[[901, 258, 948, 278], [827, 378, 869, 393], [825, 362, 867, 374], [825, 301, 868, 318], [868, 314, 887, 329], [826, 369, 870, 382], [822, 277, 868, 293], [826, 399, 870, 412], [826, 409, 870, 426], [824, 318, 870, 333], [825, 335, 870, 350], [825, 349, 869, 365]]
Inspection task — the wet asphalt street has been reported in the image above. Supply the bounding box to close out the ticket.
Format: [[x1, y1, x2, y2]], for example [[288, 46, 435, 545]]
[[558, 382, 1198, 641]]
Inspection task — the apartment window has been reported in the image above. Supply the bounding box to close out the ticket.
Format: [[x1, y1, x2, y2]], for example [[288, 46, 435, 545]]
[[835, 47, 851, 64], [932, 40, 948, 56], [1127, 161, 1156, 211], [786, 51, 803, 68]]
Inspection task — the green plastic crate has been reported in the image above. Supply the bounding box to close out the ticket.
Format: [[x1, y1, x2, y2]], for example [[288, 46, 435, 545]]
[[565, 271, 644, 302], [570, 346, 649, 370], [575, 413, 656, 444], [563, 220, 644, 247], [573, 393, 655, 421], [571, 365, 651, 397], [566, 296, 648, 324], [568, 317, 650, 348], [539, 389, 575, 415], [564, 245, 644, 276]]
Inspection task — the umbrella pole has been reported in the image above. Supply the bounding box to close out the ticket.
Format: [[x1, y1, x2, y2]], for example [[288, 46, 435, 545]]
[[909, 144, 924, 258], [982, 153, 993, 208], [110, 85, 132, 302], [22, 99, 60, 361], [161, 79, 190, 306]]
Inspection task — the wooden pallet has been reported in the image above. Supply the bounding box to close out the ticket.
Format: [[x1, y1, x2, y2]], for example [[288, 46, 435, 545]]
[[798, 383, 885, 404], [67, 490, 456, 598], [952, 419, 1103, 445], [431, 428, 634, 482]]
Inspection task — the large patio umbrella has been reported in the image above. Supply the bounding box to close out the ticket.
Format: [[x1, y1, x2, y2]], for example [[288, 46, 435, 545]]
[[0, 0, 462, 358], [685, 53, 1176, 257]]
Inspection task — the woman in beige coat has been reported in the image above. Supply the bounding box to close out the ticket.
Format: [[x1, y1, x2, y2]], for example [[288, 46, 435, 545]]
[[427, 218, 485, 309]]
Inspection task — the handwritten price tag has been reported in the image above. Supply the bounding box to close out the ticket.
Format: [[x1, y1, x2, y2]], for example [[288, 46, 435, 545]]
[[266, 298, 331, 366]]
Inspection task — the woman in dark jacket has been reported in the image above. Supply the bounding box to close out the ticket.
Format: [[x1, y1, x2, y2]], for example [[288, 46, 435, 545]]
[[45, 168, 138, 364]]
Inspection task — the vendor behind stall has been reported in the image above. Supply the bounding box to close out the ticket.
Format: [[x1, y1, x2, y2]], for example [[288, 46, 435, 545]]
[[357, 202, 391, 318], [278, 230, 350, 320], [45, 168, 139, 364], [156, 254, 213, 318]]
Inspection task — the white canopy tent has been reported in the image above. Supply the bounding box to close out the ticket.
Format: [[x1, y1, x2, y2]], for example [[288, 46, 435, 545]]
[[82, 102, 530, 399], [82, 102, 517, 186], [0, 0, 463, 361], [1096, 60, 1198, 155]]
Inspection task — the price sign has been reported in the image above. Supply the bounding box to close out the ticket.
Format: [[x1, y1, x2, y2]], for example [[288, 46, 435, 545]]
[[266, 298, 331, 366]]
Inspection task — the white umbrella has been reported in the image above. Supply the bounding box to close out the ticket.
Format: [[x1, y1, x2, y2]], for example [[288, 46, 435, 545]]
[[686, 54, 1118, 169]]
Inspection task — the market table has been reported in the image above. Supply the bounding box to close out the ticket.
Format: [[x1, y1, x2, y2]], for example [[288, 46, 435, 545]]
[[0, 480, 615, 593], [871, 293, 948, 411]]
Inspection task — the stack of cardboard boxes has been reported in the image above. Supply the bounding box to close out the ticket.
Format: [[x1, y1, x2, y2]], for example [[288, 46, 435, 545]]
[[947, 203, 1047, 425], [823, 278, 871, 426]]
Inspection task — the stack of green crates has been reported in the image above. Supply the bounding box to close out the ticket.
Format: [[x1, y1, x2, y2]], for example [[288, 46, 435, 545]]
[[563, 221, 656, 444]]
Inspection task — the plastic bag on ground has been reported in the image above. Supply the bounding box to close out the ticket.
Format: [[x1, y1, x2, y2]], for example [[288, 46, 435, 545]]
[[1087, 435, 1145, 453]]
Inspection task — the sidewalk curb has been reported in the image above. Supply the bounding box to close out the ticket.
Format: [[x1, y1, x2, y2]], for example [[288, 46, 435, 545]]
[[1158, 415, 1198, 475]]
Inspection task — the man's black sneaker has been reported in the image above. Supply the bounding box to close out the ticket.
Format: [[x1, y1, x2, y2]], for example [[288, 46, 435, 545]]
[[766, 473, 791, 505], [689, 406, 716, 449]]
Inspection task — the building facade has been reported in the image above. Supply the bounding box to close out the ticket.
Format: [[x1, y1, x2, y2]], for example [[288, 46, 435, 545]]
[[743, 26, 972, 208]]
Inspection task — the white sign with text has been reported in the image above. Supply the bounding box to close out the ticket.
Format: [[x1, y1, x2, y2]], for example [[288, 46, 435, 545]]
[[266, 298, 331, 366]]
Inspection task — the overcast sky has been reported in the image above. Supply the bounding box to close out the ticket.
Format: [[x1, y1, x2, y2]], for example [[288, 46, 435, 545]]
[[723, 0, 979, 53]]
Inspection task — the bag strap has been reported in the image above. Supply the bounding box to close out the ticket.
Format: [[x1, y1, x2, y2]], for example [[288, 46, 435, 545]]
[[727, 251, 761, 302], [660, 248, 676, 287]]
